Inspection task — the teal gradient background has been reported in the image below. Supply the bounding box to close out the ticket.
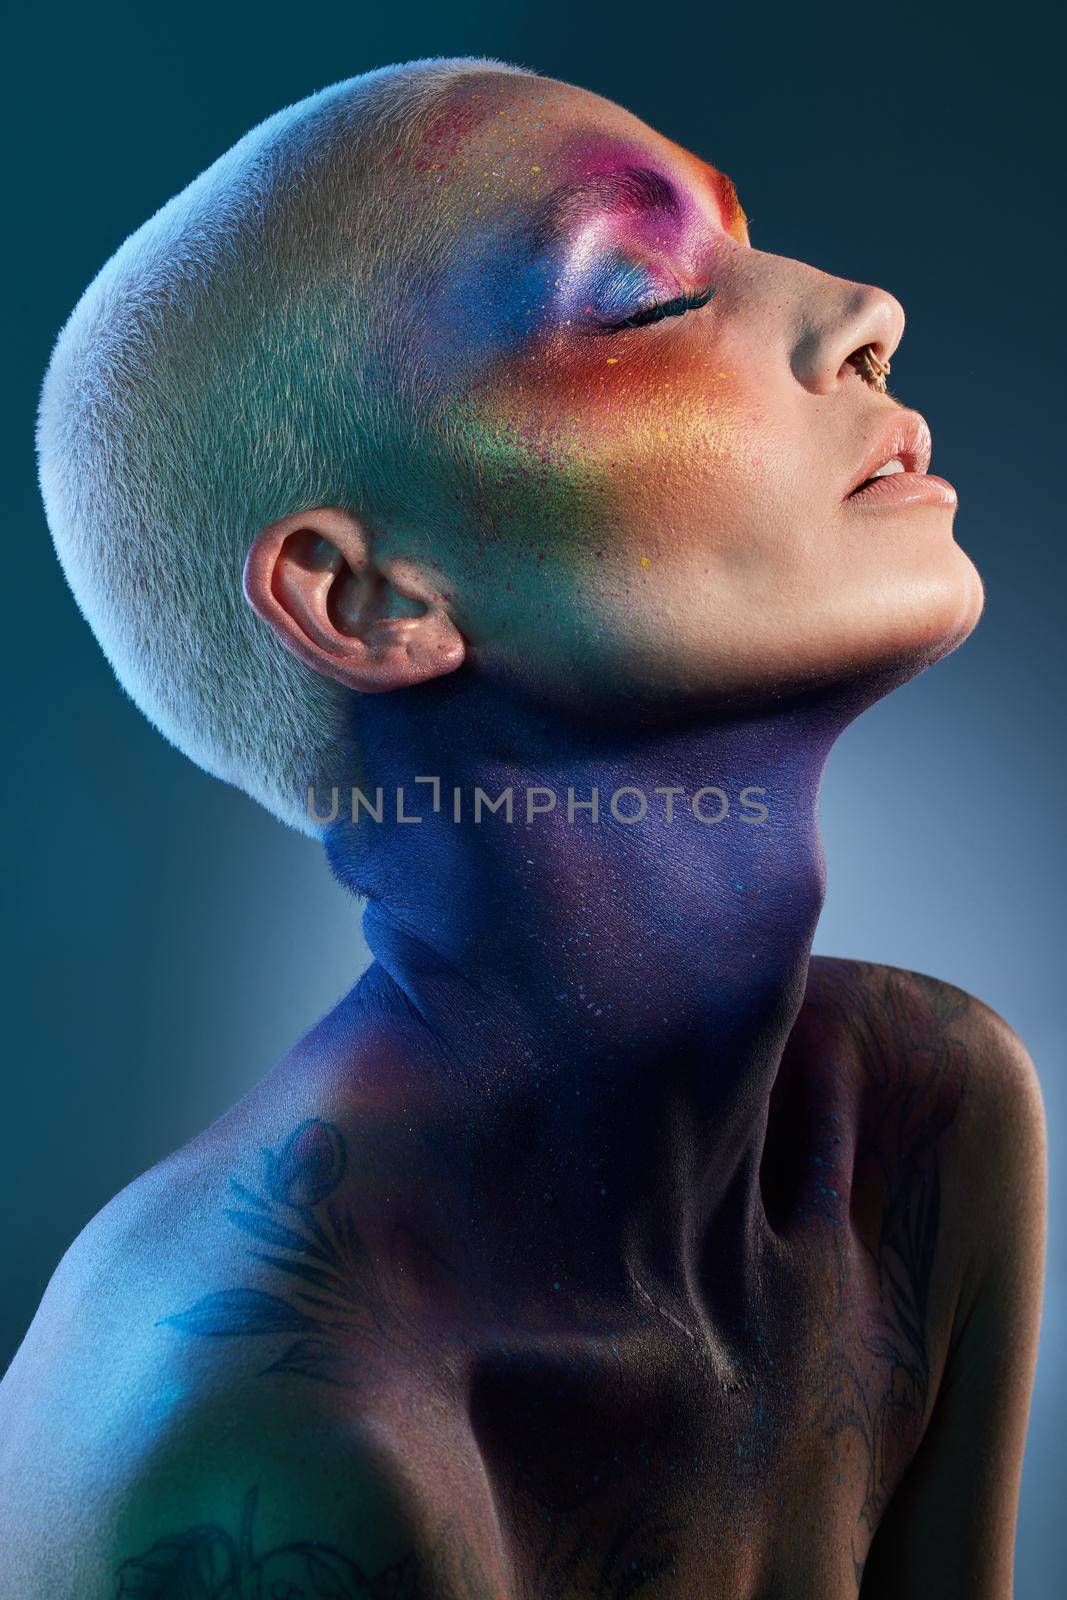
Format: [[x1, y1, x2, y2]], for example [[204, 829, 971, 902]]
[[2, 0, 1063, 1586]]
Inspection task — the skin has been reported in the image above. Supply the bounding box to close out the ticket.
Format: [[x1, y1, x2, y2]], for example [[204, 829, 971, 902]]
[[247, 74, 981, 714], [0, 71, 1045, 1600]]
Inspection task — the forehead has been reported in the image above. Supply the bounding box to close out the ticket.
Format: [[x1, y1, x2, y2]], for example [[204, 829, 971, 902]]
[[406, 74, 745, 243]]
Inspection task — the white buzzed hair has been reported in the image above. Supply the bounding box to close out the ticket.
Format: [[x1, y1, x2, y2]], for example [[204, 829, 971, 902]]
[[37, 55, 533, 836]]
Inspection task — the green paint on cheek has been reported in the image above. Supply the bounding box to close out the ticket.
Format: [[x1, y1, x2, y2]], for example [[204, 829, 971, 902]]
[[441, 395, 620, 562]]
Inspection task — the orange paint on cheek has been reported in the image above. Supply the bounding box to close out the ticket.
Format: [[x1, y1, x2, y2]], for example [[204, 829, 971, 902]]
[[442, 337, 749, 575]]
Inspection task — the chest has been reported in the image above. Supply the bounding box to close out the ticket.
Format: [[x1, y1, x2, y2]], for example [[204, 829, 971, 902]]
[[367, 1214, 947, 1600]]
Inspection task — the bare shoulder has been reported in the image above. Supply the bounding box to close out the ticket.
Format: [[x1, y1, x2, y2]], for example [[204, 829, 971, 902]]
[[801, 954, 1047, 1297], [789, 955, 1047, 1598], [809, 972, 1047, 1597], [0, 1117, 482, 1597], [802, 954, 1045, 1148], [0, 1113, 382, 1434], [803, 950, 1033, 1056], [0, 1356, 430, 1599]]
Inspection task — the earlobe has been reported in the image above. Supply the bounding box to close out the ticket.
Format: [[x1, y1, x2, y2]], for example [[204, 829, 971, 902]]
[[242, 507, 466, 693]]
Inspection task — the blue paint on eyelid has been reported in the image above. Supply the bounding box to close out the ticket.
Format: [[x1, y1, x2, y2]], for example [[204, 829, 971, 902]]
[[427, 236, 664, 372], [569, 253, 662, 325]]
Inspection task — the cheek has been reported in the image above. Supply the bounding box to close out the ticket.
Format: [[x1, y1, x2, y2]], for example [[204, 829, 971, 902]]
[[438, 339, 763, 581], [425, 349, 801, 697]]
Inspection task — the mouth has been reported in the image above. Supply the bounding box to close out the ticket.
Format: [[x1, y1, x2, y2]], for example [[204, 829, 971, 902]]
[[844, 410, 957, 509]]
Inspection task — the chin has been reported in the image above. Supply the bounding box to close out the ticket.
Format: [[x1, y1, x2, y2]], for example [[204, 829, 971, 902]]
[[782, 551, 985, 710], [915, 550, 986, 659], [853, 555, 986, 694]]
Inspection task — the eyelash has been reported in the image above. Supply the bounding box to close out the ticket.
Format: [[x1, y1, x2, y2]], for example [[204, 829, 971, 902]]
[[594, 281, 717, 334]]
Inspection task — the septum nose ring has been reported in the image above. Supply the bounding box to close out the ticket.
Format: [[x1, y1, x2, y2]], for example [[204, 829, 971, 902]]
[[855, 344, 891, 394]]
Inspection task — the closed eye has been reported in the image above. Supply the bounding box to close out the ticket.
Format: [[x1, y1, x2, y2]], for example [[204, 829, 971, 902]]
[[593, 281, 717, 334]]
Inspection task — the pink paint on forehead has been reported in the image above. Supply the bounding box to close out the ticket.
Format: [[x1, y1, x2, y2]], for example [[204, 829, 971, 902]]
[[556, 133, 671, 177], [550, 133, 742, 244]]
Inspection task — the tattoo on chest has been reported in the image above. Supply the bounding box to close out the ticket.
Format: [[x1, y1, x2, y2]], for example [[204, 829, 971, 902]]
[[159, 1117, 409, 1387], [114, 1485, 689, 1600], [155, 969, 972, 1596], [114, 1483, 496, 1598]]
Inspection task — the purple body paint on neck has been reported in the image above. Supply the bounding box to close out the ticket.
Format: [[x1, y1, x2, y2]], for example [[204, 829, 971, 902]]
[[320, 670, 869, 1318]]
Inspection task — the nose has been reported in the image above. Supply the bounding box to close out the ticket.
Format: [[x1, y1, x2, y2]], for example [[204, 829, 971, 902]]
[[784, 263, 906, 396]]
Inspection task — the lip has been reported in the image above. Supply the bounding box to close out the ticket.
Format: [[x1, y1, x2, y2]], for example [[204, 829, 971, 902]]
[[845, 470, 958, 510], [843, 409, 957, 509]]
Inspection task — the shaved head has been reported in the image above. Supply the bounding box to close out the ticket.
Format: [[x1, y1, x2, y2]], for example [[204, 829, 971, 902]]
[[37, 56, 532, 833]]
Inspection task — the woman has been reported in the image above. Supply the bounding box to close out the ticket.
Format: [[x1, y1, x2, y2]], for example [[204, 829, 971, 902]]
[[2, 56, 1046, 1598]]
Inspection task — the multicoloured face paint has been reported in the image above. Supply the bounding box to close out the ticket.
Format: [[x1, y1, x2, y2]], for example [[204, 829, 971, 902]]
[[368, 75, 974, 725], [371, 88, 778, 704]]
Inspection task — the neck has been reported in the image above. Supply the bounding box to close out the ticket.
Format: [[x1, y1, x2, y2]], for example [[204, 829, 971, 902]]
[[319, 671, 867, 1328]]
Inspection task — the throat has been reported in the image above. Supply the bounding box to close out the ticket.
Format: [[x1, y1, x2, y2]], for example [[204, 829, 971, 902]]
[[319, 673, 854, 1321]]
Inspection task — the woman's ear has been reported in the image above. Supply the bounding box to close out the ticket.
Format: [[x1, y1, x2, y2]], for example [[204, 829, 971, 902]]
[[242, 507, 466, 692]]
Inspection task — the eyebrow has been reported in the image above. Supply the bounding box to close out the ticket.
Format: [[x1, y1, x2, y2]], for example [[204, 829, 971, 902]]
[[524, 165, 683, 252]]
